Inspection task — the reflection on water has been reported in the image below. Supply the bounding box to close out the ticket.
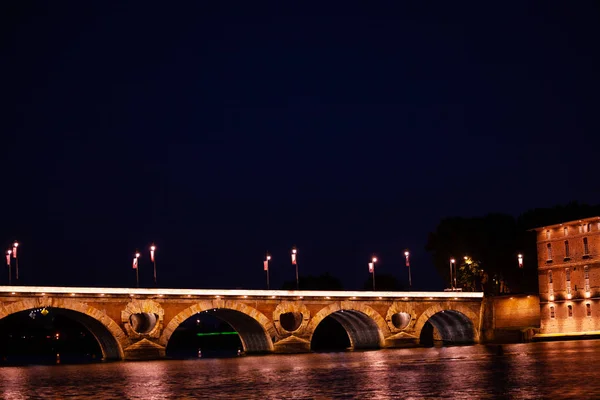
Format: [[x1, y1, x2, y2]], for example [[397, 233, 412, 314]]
[[1, 341, 599, 399]]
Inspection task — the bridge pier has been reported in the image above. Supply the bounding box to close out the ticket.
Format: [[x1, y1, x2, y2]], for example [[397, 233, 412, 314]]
[[272, 335, 312, 354], [123, 338, 166, 361]]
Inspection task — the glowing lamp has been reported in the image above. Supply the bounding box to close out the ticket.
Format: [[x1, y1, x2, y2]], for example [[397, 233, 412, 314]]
[[266, 255, 271, 261], [404, 251, 409, 257], [450, 258, 455, 263], [135, 252, 140, 258], [518, 254, 524, 268], [150, 245, 156, 251], [372, 257, 378, 263]]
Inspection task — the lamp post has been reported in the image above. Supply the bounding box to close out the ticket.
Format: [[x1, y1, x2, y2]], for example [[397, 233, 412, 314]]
[[264, 254, 271, 290], [6, 250, 11, 285], [291, 247, 298, 290], [404, 250, 411, 288], [449, 258, 456, 290], [13, 241, 19, 282], [133, 252, 141, 288], [150, 244, 157, 286], [370, 256, 377, 290]]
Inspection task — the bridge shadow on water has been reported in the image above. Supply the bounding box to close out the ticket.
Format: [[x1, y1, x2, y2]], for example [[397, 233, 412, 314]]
[[311, 314, 352, 352], [166, 312, 244, 359], [0, 308, 103, 366]]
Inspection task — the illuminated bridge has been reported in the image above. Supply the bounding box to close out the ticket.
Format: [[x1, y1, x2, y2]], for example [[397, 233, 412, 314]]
[[0, 286, 486, 361]]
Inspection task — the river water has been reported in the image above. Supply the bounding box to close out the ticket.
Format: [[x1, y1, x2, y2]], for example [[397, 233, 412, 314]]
[[0, 340, 597, 399]]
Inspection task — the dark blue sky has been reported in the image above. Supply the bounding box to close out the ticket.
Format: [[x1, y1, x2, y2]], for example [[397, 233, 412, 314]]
[[1, 2, 599, 290]]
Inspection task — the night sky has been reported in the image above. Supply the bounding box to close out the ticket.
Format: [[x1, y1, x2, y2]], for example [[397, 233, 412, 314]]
[[1, 2, 599, 290]]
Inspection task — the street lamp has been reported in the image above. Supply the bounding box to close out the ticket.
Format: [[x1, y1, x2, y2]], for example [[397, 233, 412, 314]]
[[13, 241, 19, 282], [5, 250, 12, 285], [150, 244, 157, 286], [518, 254, 523, 268], [291, 247, 298, 290], [370, 256, 377, 290], [264, 253, 271, 290], [449, 258, 456, 290], [133, 252, 141, 288], [404, 250, 411, 288]]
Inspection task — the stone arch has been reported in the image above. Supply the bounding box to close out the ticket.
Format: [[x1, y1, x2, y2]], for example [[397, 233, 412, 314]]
[[307, 302, 388, 349], [159, 300, 275, 353], [0, 297, 126, 360], [413, 304, 480, 345]]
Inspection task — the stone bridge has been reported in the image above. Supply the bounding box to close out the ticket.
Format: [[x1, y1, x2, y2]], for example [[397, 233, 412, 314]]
[[0, 286, 484, 360]]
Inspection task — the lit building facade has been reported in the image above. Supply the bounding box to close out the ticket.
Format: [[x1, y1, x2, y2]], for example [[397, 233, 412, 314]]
[[535, 216, 600, 336]]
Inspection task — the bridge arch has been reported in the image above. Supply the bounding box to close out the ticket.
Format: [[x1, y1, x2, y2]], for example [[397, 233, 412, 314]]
[[159, 300, 275, 353], [307, 302, 388, 350], [0, 298, 126, 360], [413, 304, 479, 345]]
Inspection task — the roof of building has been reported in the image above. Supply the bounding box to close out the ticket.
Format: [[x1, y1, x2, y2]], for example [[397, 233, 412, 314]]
[[531, 216, 600, 231]]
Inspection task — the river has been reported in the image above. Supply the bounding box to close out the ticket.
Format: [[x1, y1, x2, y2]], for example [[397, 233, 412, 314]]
[[0, 340, 597, 399]]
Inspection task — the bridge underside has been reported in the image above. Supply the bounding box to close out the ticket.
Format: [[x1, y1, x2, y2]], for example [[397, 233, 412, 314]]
[[329, 310, 383, 349], [202, 309, 272, 353], [422, 310, 475, 345], [1, 307, 122, 361]]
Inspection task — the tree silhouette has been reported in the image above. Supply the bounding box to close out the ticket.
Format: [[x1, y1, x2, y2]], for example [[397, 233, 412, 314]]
[[426, 202, 600, 294], [281, 272, 343, 290]]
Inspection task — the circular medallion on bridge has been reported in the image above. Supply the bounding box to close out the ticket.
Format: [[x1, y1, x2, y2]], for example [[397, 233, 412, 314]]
[[280, 312, 303, 332], [122, 299, 165, 338], [385, 302, 415, 332], [391, 312, 411, 330], [273, 302, 310, 334]]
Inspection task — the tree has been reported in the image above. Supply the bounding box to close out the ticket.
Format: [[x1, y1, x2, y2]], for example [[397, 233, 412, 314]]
[[426, 213, 520, 292], [426, 202, 600, 294], [362, 273, 404, 291], [456, 256, 485, 292], [281, 272, 343, 290]]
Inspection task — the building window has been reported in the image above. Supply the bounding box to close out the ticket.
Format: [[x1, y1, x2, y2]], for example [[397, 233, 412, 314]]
[[579, 225, 583, 234], [568, 305, 573, 317], [546, 230, 550, 239], [564, 241, 570, 258], [584, 266, 590, 292], [548, 270, 553, 284], [587, 223, 592, 232], [550, 306, 555, 319], [565, 268, 571, 296], [587, 303, 592, 317], [564, 226, 568, 236], [547, 243, 553, 260], [583, 237, 589, 255]]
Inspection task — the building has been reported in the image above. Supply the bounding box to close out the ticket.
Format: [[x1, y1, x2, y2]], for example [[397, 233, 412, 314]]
[[534, 216, 600, 337]]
